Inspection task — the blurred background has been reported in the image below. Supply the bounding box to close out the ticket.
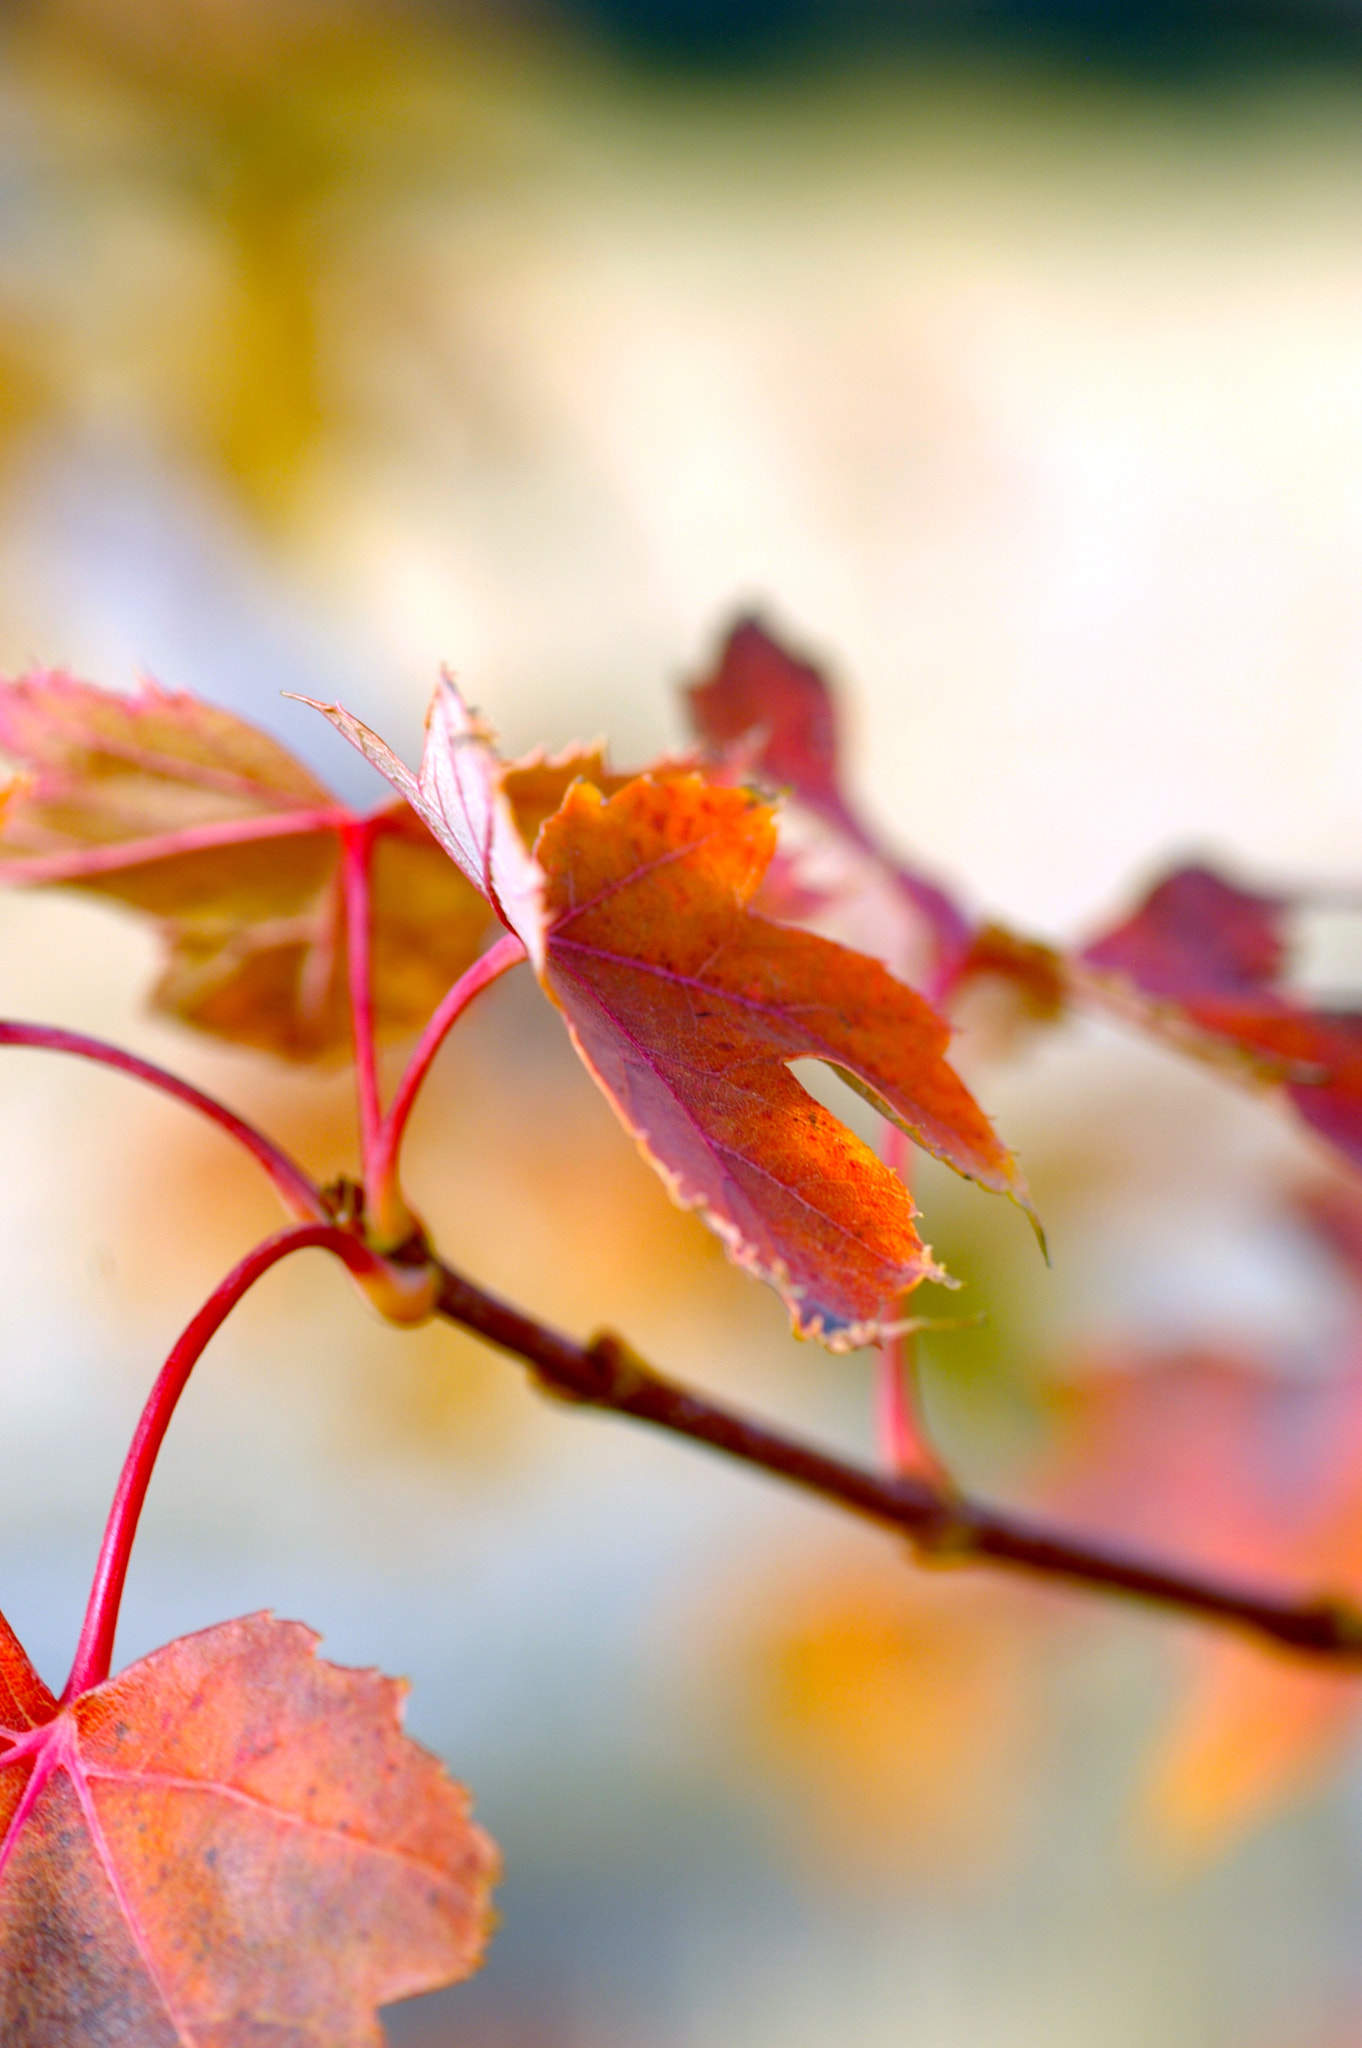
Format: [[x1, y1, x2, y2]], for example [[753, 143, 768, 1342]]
[[5, 0, 1362, 2041]]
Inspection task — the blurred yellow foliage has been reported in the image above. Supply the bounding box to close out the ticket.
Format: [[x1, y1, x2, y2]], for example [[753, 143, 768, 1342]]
[[717, 1535, 1050, 1890], [1, 0, 525, 518], [1140, 1637, 1362, 1864]]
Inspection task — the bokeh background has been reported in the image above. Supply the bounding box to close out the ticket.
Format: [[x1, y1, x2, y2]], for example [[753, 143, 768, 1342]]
[[5, 1, 1362, 2041]]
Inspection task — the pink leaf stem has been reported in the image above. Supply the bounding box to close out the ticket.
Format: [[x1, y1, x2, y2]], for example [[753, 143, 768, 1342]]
[[368, 931, 528, 1237], [340, 817, 382, 1179], [0, 1020, 324, 1222], [874, 1123, 950, 1484], [63, 1223, 384, 1701]]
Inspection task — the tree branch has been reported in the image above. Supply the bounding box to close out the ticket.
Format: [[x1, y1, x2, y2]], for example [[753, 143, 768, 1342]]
[[432, 1258, 1362, 1664]]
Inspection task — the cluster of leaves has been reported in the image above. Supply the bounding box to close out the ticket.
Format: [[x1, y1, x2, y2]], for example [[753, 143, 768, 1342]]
[[687, 619, 1362, 1180], [0, 618, 1359, 2034], [729, 1217, 1362, 1878], [684, 622, 1362, 1869]]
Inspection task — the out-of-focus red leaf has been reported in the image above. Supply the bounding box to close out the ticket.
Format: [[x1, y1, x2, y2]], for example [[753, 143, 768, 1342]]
[[0, 1610, 497, 2045], [1040, 1342, 1362, 1854], [686, 615, 845, 818], [1079, 862, 1362, 1173], [1082, 865, 1289, 994], [319, 683, 1034, 1347], [0, 672, 495, 1060], [1044, 1350, 1311, 1581], [684, 618, 974, 972]]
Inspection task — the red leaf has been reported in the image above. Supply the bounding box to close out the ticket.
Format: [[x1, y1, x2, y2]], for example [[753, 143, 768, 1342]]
[[1079, 862, 1362, 1173], [0, 1611, 497, 2045], [685, 618, 973, 969], [319, 687, 1034, 1346], [1039, 1339, 1362, 1853], [1082, 865, 1289, 998], [686, 614, 846, 818], [0, 671, 496, 1061], [533, 772, 1032, 1345]]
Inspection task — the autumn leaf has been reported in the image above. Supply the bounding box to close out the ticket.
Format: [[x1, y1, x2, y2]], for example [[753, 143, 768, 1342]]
[[952, 923, 1068, 1025], [1042, 1349, 1309, 1585], [686, 615, 846, 819], [685, 626, 1362, 1170], [685, 616, 974, 972], [315, 682, 1033, 1346], [1038, 1340, 1362, 1856], [0, 670, 495, 1060], [501, 745, 638, 846], [1078, 862, 1362, 1174], [0, 1609, 497, 2046], [535, 774, 1033, 1344]]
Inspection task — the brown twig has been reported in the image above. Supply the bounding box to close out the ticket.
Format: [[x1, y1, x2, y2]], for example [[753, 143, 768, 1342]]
[[433, 1258, 1362, 1664]]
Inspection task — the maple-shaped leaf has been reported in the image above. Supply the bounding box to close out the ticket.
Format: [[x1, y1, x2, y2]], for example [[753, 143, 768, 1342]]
[[534, 774, 1034, 1343], [1078, 862, 1362, 1174], [0, 671, 496, 1061], [317, 683, 1033, 1346], [500, 745, 637, 847], [685, 617, 974, 971], [0, 1609, 497, 2046]]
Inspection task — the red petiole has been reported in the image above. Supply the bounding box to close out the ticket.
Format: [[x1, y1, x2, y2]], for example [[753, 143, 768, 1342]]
[[336, 811, 528, 1245], [0, 1021, 325, 1223], [62, 1222, 387, 1701], [340, 817, 383, 1184], [875, 1122, 950, 1484], [367, 931, 528, 1236]]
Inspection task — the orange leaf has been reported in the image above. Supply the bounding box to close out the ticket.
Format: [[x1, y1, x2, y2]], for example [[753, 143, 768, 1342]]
[[534, 773, 1032, 1345], [317, 683, 1034, 1345], [721, 1539, 1048, 1886], [0, 672, 495, 1061], [0, 1610, 497, 2044], [953, 923, 1068, 1025], [501, 744, 637, 845], [1139, 1636, 1362, 1860]]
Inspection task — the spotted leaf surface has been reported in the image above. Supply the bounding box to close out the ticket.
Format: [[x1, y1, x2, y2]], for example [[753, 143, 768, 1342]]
[[0, 1611, 497, 2046]]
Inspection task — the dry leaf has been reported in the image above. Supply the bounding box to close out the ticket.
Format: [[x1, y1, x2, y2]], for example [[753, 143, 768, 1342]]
[[0, 1609, 497, 2045]]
